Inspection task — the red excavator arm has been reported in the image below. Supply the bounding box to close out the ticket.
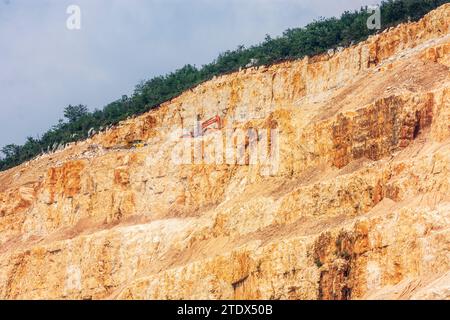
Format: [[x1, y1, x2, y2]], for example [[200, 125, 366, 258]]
[[180, 115, 221, 139], [202, 115, 221, 132]]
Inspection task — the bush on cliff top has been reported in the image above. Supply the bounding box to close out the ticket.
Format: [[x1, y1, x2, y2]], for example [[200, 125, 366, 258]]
[[1, 0, 448, 171]]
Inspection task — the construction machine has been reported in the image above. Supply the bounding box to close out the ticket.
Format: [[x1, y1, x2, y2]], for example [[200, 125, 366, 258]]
[[181, 115, 222, 138]]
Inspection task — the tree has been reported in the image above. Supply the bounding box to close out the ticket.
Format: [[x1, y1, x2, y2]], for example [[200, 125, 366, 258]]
[[64, 104, 88, 123], [1, 144, 20, 158]]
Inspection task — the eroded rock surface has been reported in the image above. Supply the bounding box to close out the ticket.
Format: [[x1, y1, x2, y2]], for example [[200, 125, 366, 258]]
[[0, 4, 449, 300]]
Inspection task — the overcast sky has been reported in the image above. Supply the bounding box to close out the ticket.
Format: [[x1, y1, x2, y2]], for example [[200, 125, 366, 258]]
[[0, 0, 381, 148]]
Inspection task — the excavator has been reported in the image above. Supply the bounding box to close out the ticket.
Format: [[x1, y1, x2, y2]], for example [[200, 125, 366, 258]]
[[181, 115, 222, 138], [201, 115, 222, 133]]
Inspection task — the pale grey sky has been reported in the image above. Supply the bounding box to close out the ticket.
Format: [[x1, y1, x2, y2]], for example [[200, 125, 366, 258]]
[[0, 0, 380, 148]]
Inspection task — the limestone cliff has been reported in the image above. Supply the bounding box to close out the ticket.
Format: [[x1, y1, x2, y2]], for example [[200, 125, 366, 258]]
[[0, 4, 449, 300]]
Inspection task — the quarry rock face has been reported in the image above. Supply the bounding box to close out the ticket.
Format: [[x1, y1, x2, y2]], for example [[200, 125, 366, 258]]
[[0, 4, 449, 300]]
